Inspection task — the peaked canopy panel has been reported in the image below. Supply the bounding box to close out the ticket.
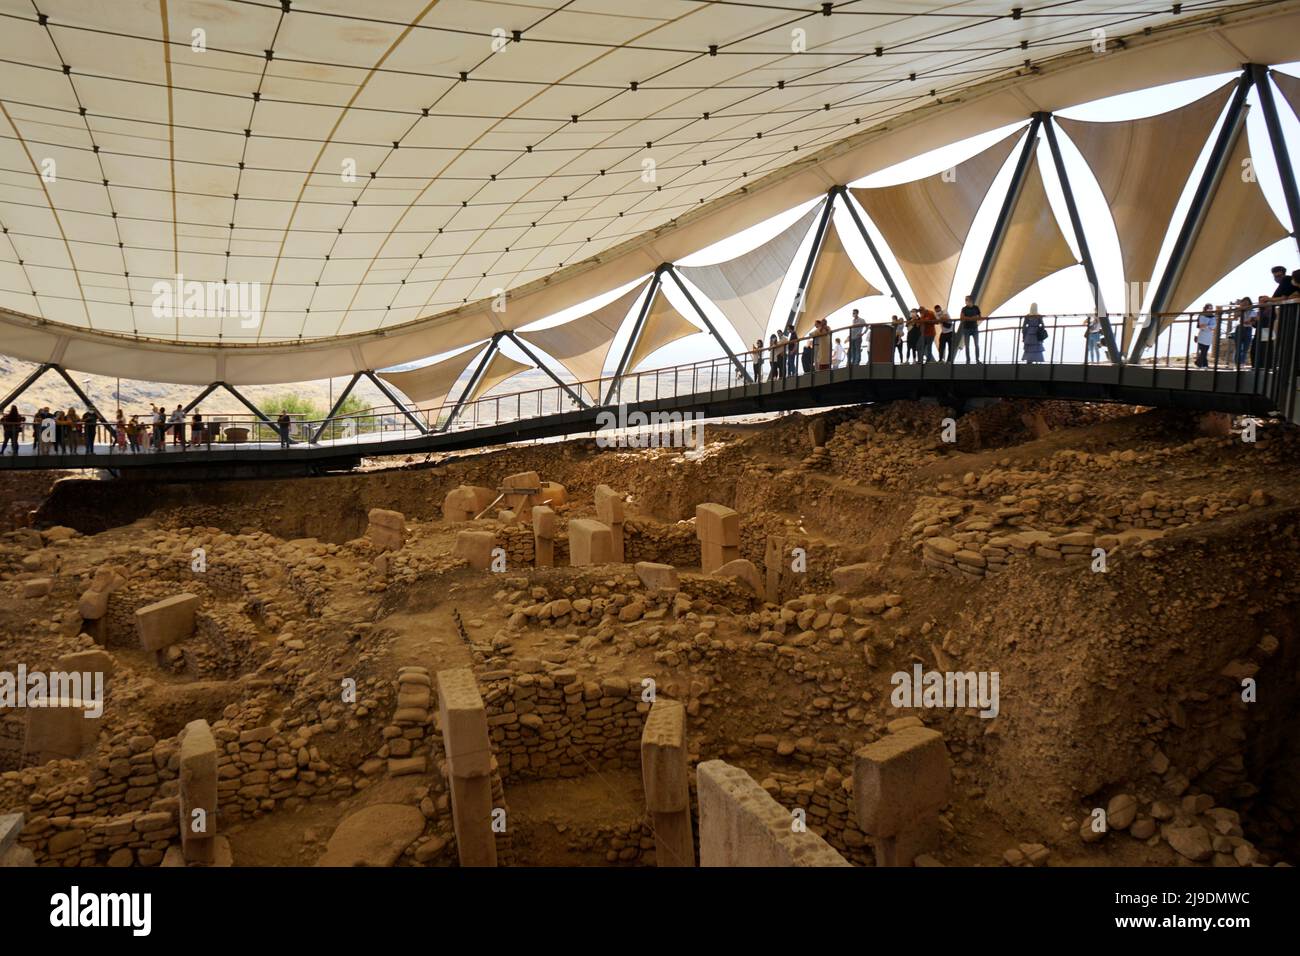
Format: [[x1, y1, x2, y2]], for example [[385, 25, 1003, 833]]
[[466, 350, 534, 405], [377, 343, 484, 413], [980, 153, 1078, 315], [795, 221, 881, 336], [1169, 123, 1289, 319], [1272, 69, 1300, 122], [627, 293, 701, 372], [850, 131, 1020, 313], [517, 280, 649, 401], [1057, 81, 1234, 290], [677, 204, 824, 345]]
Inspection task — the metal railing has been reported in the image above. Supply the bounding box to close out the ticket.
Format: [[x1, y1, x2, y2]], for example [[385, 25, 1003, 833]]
[[3, 304, 1297, 463]]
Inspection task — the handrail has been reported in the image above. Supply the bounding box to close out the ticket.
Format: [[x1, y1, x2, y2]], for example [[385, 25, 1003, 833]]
[[3, 304, 1296, 460]]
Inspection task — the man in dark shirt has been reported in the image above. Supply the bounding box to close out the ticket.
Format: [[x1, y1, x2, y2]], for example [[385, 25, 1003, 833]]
[[1271, 265, 1297, 299], [82, 409, 97, 453], [960, 296, 982, 363], [277, 411, 292, 449]]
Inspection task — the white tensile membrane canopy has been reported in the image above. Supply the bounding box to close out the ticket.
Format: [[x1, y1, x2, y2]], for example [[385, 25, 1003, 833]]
[[794, 218, 880, 336], [0, 2, 1297, 386], [514, 279, 650, 402], [676, 203, 824, 347], [850, 131, 1020, 315], [375, 342, 484, 413], [1166, 116, 1289, 323], [977, 148, 1079, 318], [1275, 69, 1300, 120], [626, 288, 702, 372], [464, 349, 533, 406]]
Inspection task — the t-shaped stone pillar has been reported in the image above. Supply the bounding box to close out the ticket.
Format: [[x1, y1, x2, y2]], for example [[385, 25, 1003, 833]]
[[696, 760, 850, 866], [853, 724, 951, 866], [595, 485, 626, 562], [23, 697, 102, 763], [640, 699, 694, 867], [436, 668, 498, 867], [696, 504, 740, 573], [135, 593, 199, 662], [532, 506, 556, 568], [178, 718, 218, 864], [568, 518, 612, 566]]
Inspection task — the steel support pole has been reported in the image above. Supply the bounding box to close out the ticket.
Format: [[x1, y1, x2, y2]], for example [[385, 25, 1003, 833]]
[[604, 271, 663, 407], [837, 186, 912, 316], [664, 267, 751, 383], [1138, 69, 1253, 360], [311, 371, 361, 443], [783, 194, 836, 333], [970, 117, 1042, 307], [0, 363, 51, 411], [1041, 113, 1122, 363], [504, 331, 590, 408], [1257, 66, 1300, 258], [442, 335, 501, 432], [220, 383, 277, 427], [364, 370, 428, 434], [52, 366, 117, 442], [182, 382, 221, 414]]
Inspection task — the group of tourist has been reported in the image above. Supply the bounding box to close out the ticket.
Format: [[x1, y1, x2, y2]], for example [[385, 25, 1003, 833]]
[[1191, 265, 1300, 369], [752, 314, 862, 380], [0, 402, 298, 455]]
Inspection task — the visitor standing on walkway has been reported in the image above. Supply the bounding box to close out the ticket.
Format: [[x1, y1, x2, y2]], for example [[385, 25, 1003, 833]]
[[800, 331, 814, 374], [152, 404, 166, 451], [960, 296, 982, 363], [170, 404, 187, 448], [814, 319, 831, 370], [1085, 314, 1104, 364], [751, 339, 764, 380], [82, 408, 98, 453], [832, 338, 846, 368], [785, 327, 798, 376], [277, 410, 292, 448], [114, 409, 127, 452], [918, 306, 938, 363], [936, 306, 953, 362], [906, 310, 921, 363], [849, 309, 865, 365], [768, 333, 784, 381], [1195, 304, 1217, 368], [1233, 297, 1256, 367], [1, 405, 22, 455], [1022, 304, 1047, 363]]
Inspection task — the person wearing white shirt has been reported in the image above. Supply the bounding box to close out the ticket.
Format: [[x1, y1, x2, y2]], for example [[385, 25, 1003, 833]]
[[1194, 304, 1217, 368]]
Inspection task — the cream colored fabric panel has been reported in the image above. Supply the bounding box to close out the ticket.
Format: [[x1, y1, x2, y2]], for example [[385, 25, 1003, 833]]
[[627, 293, 700, 371], [517, 280, 647, 401], [1057, 82, 1233, 288], [1169, 125, 1289, 318], [796, 222, 881, 336], [980, 154, 1078, 315], [466, 350, 532, 404], [1271, 69, 1300, 122], [676, 203, 823, 344], [850, 131, 1019, 311], [378, 344, 484, 411]]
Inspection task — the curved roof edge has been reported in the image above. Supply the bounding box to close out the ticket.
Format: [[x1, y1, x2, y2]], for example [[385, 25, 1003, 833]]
[[4, 3, 1298, 387]]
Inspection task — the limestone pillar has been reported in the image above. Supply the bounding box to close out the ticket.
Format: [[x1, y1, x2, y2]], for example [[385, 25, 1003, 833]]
[[696, 760, 850, 867], [179, 718, 218, 864], [453, 530, 497, 570], [532, 506, 556, 568], [568, 518, 612, 566], [764, 534, 784, 603], [436, 668, 498, 867], [853, 724, 951, 866], [640, 699, 694, 867], [595, 485, 626, 562], [135, 593, 199, 661], [366, 508, 406, 551], [23, 697, 101, 763], [695, 503, 739, 573]]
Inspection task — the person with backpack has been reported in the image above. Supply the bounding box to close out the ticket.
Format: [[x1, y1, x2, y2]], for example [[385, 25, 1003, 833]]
[[1022, 304, 1047, 363]]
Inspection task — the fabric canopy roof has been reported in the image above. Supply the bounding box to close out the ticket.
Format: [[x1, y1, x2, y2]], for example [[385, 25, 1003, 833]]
[[465, 349, 532, 405], [0, 3, 1296, 385], [979, 150, 1078, 315], [1057, 82, 1234, 292], [627, 291, 701, 372], [676, 204, 823, 346], [516, 279, 649, 401], [1168, 117, 1289, 320], [850, 131, 1020, 313], [377, 342, 483, 411], [795, 220, 880, 336]]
